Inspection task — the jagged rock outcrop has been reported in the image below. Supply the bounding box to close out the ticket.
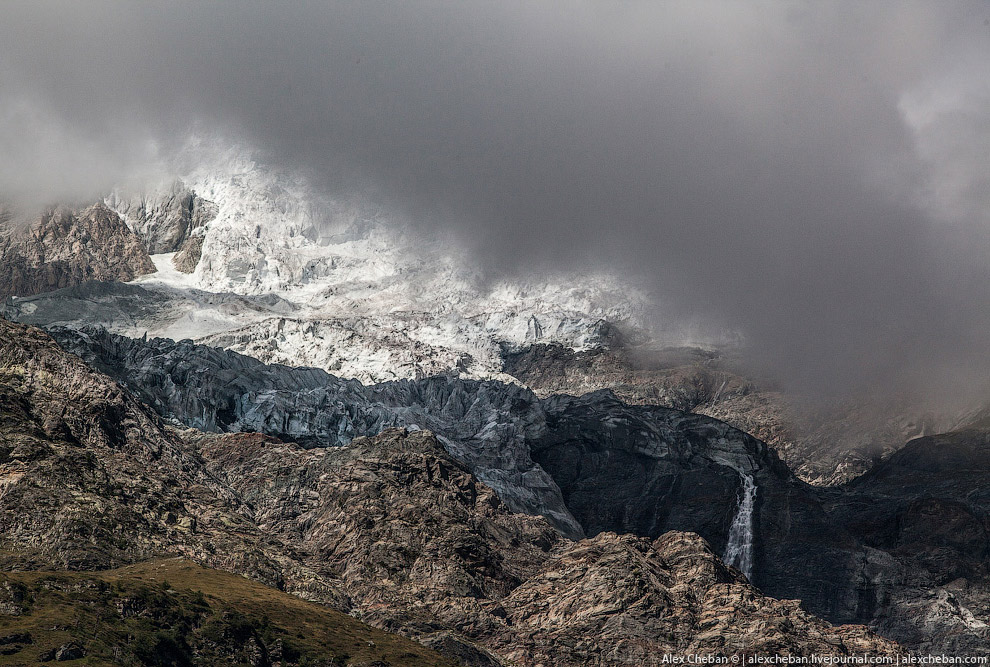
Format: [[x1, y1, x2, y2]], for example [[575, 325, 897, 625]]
[[173, 233, 205, 272], [35, 324, 990, 653], [491, 531, 896, 664], [191, 428, 558, 653], [0, 319, 899, 664], [825, 430, 990, 654], [0, 204, 156, 299], [502, 342, 744, 412], [506, 342, 967, 486], [0, 318, 280, 579], [107, 180, 218, 271]]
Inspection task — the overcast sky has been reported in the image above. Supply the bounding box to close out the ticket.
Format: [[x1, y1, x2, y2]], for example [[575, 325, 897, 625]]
[[1, 1, 989, 399]]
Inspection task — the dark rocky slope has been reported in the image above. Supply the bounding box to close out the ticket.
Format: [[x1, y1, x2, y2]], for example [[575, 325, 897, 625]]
[[506, 341, 965, 486], [824, 430, 990, 653], [530, 391, 865, 624], [0, 319, 896, 664], [36, 323, 990, 654]]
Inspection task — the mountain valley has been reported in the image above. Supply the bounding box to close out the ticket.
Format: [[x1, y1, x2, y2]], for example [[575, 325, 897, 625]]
[[1, 147, 989, 662], [0, 318, 908, 664]]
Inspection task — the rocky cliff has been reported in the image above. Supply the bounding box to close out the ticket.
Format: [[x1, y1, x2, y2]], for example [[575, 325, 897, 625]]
[[0, 204, 156, 299], [106, 179, 218, 271], [35, 323, 990, 654], [0, 318, 898, 664], [824, 430, 990, 654]]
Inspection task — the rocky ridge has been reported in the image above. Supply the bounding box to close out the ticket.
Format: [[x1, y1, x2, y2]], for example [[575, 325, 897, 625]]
[[0, 203, 155, 299], [505, 342, 970, 486], [35, 323, 990, 654], [0, 318, 896, 664]]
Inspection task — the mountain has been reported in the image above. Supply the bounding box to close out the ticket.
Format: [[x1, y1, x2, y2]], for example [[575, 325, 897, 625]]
[[3, 144, 966, 491], [3, 143, 647, 383], [31, 321, 990, 653], [0, 318, 898, 664], [0, 203, 155, 300], [3, 142, 989, 657], [15, 320, 986, 648]]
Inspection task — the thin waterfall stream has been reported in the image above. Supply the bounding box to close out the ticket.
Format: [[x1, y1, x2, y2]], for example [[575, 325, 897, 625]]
[[723, 471, 756, 580]]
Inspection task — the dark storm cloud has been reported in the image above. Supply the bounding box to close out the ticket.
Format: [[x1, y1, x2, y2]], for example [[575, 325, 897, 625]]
[[1, 1, 989, 398]]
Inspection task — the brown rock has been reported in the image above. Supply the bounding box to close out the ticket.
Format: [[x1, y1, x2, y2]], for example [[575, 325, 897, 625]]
[[0, 203, 155, 299], [0, 319, 900, 665]]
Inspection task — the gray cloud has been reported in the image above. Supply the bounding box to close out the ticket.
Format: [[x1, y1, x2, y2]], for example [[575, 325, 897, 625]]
[[2, 1, 989, 400]]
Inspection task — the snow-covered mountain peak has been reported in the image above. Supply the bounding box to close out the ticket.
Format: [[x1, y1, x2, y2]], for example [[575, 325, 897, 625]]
[[94, 140, 652, 382]]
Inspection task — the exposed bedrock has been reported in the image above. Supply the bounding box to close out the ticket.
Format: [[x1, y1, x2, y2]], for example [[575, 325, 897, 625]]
[[35, 323, 990, 652], [0, 204, 156, 299]]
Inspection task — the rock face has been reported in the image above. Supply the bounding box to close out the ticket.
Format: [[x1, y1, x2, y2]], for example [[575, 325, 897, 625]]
[[0, 318, 898, 664], [172, 234, 205, 272], [191, 427, 560, 657], [492, 531, 895, 665], [506, 342, 968, 486], [49, 326, 863, 624], [47, 325, 855, 595], [825, 430, 990, 654], [529, 391, 869, 627], [0, 318, 269, 575], [106, 179, 218, 271], [35, 323, 990, 654], [0, 204, 156, 299]]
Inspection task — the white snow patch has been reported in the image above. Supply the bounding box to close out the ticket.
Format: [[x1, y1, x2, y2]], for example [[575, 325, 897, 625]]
[[109, 139, 652, 382]]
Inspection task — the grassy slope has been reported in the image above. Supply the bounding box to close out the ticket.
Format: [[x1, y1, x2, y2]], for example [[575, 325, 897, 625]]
[[0, 557, 458, 667]]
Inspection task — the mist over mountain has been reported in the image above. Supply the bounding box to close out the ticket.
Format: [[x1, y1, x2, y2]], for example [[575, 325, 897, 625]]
[[6, 4, 990, 662], [2, 1, 989, 401]]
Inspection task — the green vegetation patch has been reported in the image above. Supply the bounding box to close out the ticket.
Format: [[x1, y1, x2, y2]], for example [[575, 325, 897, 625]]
[[0, 557, 456, 667]]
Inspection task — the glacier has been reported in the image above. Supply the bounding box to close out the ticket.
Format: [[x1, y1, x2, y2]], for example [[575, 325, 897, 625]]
[[90, 139, 652, 383]]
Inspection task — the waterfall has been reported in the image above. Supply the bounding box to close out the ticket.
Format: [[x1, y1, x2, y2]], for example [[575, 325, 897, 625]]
[[723, 471, 756, 580]]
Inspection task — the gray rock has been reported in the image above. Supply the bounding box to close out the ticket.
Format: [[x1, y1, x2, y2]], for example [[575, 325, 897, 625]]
[[106, 180, 217, 255], [23, 321, 990, 654]]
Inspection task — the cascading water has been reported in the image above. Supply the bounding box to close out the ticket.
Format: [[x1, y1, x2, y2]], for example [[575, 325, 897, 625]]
[[723, 471, 757, 580]]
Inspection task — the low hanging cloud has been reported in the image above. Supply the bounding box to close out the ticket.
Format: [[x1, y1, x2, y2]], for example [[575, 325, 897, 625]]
[[1, 1, 989, 399]]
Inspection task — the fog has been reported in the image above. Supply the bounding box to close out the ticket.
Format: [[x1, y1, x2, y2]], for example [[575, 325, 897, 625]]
[[1, 1, 989, 399]]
